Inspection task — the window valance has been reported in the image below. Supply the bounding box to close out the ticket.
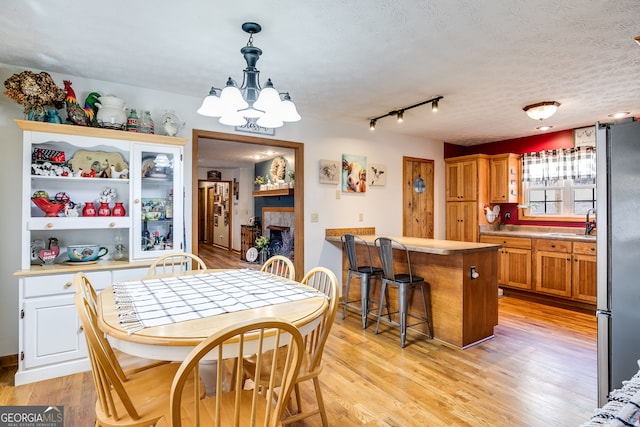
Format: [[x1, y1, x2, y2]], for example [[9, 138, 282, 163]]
[[522, 146, 596, 184]]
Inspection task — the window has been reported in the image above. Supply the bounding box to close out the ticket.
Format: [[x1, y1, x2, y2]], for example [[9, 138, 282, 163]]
[[522, 147, 596, 217]]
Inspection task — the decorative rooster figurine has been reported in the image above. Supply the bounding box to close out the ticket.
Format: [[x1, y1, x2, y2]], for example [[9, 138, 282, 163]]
[[63, 80, 99, 126]]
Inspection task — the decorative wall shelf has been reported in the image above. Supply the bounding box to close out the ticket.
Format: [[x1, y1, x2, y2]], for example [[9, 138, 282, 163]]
[[252, 188, 294, 197]]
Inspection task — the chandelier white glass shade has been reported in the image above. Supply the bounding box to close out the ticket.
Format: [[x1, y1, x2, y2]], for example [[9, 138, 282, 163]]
[[523, 101, 560, 121], [197, 22, 301, 129]]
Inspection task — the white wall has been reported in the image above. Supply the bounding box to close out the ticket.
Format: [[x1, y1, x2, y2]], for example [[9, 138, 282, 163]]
[[0, 62, 444, 358]]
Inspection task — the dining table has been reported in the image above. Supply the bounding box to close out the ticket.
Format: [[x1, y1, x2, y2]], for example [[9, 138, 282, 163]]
[[97, 268, 329, 362]]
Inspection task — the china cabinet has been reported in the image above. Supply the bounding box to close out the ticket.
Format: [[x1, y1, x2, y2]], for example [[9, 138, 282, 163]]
[[13, 120, 186, 385]]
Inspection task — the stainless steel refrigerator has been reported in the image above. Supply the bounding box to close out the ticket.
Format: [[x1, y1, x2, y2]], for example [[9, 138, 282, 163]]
[[596, 119, 640, 406]]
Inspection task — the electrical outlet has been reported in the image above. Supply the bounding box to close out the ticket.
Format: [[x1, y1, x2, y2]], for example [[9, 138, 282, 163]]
[[505, 211, 511, 220], [358, 212, 364, 222], [335, 190, 341, 199], [311, 212, 319, 222]]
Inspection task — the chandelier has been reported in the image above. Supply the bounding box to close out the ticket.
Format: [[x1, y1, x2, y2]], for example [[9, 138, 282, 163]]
[[197, 22, 301, 129]]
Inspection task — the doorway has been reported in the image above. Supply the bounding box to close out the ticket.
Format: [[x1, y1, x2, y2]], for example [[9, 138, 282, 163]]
[[191, 129, 305, 279], [402, 156, 434, 238], [199, 180, 232, 249]]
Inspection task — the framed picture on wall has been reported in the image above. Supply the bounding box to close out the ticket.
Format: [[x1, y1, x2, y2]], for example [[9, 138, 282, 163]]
[[369, 163, 386, 186], [342, 154, 367, 193], [319, 159, 340, 184], [574, 126, 596, 147]]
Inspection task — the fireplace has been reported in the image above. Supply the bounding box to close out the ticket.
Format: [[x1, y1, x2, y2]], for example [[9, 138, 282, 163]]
[[262, 207, 294, 259]]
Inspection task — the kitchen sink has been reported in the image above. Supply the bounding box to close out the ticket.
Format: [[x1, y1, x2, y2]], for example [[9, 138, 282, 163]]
[[545, 232, 596, 238]]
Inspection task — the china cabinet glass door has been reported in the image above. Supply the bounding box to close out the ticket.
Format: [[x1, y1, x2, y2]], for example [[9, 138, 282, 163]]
[[131, 143, 183, 260]]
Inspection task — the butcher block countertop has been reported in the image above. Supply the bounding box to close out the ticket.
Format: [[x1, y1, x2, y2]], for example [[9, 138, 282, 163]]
[[324, 234, 500, 255]]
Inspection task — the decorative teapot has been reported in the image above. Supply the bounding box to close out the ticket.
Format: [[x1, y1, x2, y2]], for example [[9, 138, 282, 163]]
[[95, 95, 127, 129]]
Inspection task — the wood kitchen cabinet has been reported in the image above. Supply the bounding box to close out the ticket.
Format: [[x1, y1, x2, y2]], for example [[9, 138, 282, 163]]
[[533, 239, 573, 297], [489, 153, 520, 203], [445, 155, 489, 242], [480, 235, 531, 289], [446, 202, 478, 242], [572, 241, 597, 303]]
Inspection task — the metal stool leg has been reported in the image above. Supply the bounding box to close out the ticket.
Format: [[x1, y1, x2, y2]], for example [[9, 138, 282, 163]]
[[375, 279, 388, 335], [420, 284, 433, 338], [399, 283, 409, 348], [342, 270, 353, 320], [360, 272, 370, 329]]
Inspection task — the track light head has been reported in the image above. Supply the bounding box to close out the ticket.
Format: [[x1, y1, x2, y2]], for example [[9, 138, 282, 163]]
[[370, 119, 376, 130], [432, 99, 439, 112], [397, 111, 404, 122]]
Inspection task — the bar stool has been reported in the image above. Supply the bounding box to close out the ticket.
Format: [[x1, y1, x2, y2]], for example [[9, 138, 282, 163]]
[[374, 237, 433, 348], [341, 233, 386, 329]]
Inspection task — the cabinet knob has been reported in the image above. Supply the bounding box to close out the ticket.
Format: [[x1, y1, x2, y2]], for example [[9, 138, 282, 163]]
[[134, 199, 140, 204], [64, 281, 72, 288], [109, 222, 116, 227], [551, 244, 556, 248], [566, 257, 571, 261], [46, 223, 53, 228]]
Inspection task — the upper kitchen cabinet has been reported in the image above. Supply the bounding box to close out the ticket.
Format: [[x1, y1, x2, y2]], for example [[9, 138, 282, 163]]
[[489, 153, 520, 203], [446, 156, 480, 201]]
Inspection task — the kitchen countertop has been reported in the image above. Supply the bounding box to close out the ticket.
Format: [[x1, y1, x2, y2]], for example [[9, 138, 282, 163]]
[[479, 225, 596, 242], [325, 234, 500, 255]]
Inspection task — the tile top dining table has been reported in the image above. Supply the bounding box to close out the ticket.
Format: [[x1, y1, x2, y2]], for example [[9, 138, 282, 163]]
[[97, 269, 328, 361]]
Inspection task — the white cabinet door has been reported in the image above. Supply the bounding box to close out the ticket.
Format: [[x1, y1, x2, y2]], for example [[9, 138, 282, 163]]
[[22, 294, 86, 369]]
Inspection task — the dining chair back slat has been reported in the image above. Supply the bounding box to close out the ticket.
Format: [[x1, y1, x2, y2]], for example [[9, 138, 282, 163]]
[[261, 255, 295, 280], [147, 253, 207, 276], [169, 318, 304, 427]]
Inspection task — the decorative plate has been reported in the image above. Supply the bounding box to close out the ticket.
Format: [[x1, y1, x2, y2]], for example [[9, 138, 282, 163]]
[[246, 247, 258, 263]]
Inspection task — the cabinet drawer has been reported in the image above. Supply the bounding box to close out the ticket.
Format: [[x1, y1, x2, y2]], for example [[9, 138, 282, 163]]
[[480, 235, 532, 249], [533, 239, 571, 253], [573, 241, 596, 255], [23, 271, 111, 298]]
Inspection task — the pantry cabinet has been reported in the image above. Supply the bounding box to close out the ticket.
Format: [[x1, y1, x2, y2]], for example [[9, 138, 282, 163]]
[[445, 154, 490, 242], [14, 120, 186, 385]]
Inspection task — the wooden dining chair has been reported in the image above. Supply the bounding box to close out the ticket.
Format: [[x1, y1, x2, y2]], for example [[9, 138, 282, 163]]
[[261, 255, 295, 280], [168, 318, 304, 427], [147, 252, 207, 276], [244, 267, 338, 426], [73, 272, 168, 380], [75, 292, 181, 427]]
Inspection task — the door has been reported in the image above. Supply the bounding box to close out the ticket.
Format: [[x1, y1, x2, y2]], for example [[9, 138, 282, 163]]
[[403, 157, 434, 238]]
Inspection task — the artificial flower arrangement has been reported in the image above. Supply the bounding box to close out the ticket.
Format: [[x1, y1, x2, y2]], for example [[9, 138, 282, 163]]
[[254, 175, 267, 185], [255, 235, 270, 250], [3, 71, 65, 115]]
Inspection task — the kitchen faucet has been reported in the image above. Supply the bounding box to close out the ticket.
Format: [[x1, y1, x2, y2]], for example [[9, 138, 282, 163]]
[[585, 208, 597, 235]]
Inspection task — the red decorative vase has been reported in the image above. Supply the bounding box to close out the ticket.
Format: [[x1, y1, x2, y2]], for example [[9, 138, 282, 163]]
[[112, 202, 126, 217], [98, 202, 111, 216], [83, 202, 96, 217]]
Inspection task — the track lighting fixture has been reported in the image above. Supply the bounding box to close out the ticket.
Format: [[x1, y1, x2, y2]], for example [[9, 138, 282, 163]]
[[368, 95, 443, 130]]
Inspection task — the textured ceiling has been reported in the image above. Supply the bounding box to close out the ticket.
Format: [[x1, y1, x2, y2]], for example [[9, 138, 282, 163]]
[[1, 1, 639, 148]]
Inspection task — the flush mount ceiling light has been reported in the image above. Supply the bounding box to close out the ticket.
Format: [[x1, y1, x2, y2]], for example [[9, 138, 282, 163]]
[[523, 101, 560, 121], [608, 111, 630, 119], [197, 22, 301, 129], [368, 96, 443, 130], [536, 125, 553, 131]]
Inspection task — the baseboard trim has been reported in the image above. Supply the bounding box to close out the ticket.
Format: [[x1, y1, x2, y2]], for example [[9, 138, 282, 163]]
[[0, 354, 18, 369]]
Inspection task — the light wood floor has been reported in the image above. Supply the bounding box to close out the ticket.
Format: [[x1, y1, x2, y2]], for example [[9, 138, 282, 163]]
[[0, 244, 598, 426]]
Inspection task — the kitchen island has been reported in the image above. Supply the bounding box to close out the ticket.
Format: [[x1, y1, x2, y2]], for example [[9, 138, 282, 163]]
[[325, 230, 500, 348]]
